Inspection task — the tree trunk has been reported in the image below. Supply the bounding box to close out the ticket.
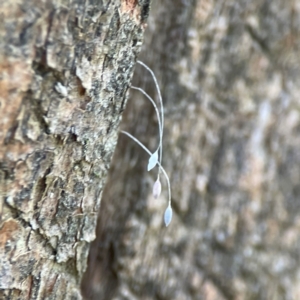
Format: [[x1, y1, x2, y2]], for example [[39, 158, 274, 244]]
[[83, 0, 300, 299], [0, 0, 150, 298]]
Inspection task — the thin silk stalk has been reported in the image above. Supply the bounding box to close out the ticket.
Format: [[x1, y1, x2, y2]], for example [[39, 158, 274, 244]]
[[121, 130, 171, 206], [137, 61, 164, 166], [130, 86, 162, 159]]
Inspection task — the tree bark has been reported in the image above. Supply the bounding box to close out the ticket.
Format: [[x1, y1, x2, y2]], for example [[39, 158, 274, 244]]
[[83, 0, 300, 299], [0, 0, 150, 298]]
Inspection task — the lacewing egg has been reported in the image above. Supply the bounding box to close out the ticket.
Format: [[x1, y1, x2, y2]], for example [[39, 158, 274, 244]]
[[147, 150, 158, 171], [152, 178, 162, 199], [164, 205, 172, 227]]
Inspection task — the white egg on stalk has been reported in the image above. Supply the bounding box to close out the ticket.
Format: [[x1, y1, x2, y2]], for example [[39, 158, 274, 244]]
[[164, 205, 172, 227]]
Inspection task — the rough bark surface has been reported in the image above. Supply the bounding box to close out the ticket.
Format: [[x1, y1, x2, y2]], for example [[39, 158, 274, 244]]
[[0, 0, 150, 298], [83, 0, 300, 299]]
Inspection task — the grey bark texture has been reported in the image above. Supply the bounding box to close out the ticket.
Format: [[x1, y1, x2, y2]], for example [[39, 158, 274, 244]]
[[0, 0, 150, 299], [82, 0, 300, 300]]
